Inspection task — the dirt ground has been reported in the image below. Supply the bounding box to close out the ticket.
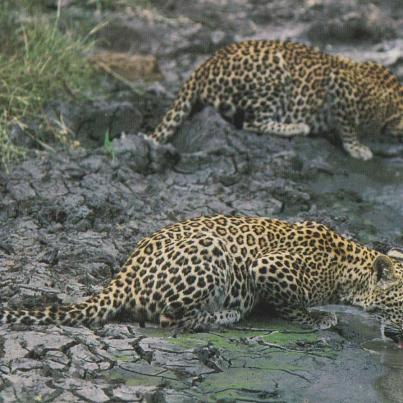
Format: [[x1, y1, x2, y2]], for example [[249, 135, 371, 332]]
[[0, 0, 402, 401]]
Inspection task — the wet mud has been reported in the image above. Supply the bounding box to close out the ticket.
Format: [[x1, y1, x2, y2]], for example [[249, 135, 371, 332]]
[[0, 0, 402, 401]]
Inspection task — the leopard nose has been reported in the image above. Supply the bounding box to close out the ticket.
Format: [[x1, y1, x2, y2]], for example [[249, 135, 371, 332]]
[[384, 327, 403, 344]]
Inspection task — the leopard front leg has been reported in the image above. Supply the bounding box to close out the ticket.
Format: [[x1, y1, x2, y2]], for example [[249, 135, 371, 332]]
[[249, 252, 338, 330], [276, 306, 337, 330], [333, 114, 372, 160], [342, 140, 373, 161], [330, 71, 373, 160], [337, 115, 373, 160]]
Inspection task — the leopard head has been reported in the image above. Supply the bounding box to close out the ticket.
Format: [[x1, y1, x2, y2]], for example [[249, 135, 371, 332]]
[[366, 255, 403, 344]]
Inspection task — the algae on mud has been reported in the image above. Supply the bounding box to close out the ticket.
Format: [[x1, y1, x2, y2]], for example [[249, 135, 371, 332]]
[[98, 320, 343, 402]]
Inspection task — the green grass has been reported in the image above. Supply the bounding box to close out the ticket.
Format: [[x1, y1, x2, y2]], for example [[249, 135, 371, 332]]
[[0, 0, 95, 167], [103, 129, 116, 161], [86, 0, 154, 12]]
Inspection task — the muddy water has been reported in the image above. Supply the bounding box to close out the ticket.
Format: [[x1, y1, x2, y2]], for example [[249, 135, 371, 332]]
[[293, 133, 403, 401], [375, 349, 403, 403], [318, 306, 403, 403], [286, 136, 403, 244], [292, 136, 403, 401]]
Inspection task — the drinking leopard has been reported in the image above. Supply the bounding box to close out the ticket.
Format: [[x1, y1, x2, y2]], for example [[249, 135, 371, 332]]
[[1, 215, 403, 342], [149, 40, 403, 160]]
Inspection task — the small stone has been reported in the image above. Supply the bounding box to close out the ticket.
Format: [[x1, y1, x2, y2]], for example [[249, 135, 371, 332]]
[[75, 385, 110, 403], [112, 385, 159, 401]]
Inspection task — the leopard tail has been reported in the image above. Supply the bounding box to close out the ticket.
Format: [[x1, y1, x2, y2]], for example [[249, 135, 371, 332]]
[[0, 277, 128, 327], [148, 70, 202, 144]]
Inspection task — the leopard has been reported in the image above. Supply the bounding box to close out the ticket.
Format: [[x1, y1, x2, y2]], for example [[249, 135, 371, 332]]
[[148, 40, 403, 160], [1, 215, 403, 342]]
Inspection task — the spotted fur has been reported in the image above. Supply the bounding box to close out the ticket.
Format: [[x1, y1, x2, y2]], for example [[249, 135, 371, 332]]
[[1, 215, 403, 339], [149, 40, 403, 160]]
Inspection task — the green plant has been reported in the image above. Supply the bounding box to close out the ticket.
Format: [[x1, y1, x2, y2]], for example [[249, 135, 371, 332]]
[[0, 0, 95, 167], [87, 0, 153, 12], [103, 130, 116, 161]]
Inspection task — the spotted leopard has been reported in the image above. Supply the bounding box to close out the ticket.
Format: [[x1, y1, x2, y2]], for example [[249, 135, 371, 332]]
[[149, 40, 403, 160], [1, 215, 403, 341]]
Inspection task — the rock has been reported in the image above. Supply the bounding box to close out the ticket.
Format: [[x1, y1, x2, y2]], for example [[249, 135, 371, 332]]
[[89, 52, 163, 82], [51, 391, 82, 403], [1, 373, 57, 402], [0, 329, 75, 361], [112, 133, 180, 173], [306, 3, 396, 43], [74, 100, 144, 147], [231, 196, 283, 216], [68, 344, 112, 377], [112, 385, 161, 401], [138, 337, 213, 376], [60, 379, 110, 402]]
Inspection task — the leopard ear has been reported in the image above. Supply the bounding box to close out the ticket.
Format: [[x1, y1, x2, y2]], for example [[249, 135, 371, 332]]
[[387, 248, 403, 261], [373, 255, 396, 283]]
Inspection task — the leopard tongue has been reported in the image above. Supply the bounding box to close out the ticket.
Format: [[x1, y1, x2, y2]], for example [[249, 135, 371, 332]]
[[398, 342, 403, 349]]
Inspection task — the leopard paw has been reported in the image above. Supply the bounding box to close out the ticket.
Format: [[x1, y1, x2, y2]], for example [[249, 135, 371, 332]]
[[313, 312, 338, 330], [295, 123, 311, 136], [344, 143, 373, 160], [283, 123, 310, 137]]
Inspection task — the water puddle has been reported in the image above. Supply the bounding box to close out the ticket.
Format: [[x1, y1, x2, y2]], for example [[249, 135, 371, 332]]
[[317, 305, 403, 403], [289, 137, 403, 243]]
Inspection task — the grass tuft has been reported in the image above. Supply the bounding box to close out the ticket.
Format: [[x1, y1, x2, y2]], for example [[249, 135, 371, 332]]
[[103, 129, 116, 161], [86, 0, 154, 12], [0, 1, 95, 167]]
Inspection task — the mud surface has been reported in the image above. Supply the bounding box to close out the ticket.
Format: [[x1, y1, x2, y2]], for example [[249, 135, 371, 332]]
[[1, 0, 403, 401]]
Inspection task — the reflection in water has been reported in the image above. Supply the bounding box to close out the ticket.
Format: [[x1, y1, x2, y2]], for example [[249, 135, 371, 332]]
[[315, 305, 403, 403], [369, 344, 403, 403]]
